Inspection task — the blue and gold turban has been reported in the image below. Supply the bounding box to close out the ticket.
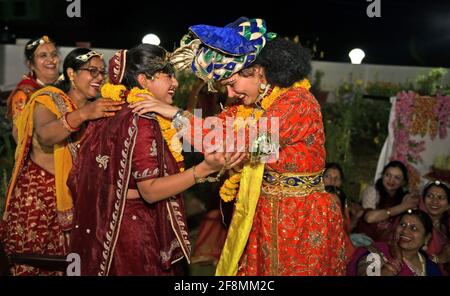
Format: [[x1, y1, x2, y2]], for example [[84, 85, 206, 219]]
[[170, 17, 277, 91]]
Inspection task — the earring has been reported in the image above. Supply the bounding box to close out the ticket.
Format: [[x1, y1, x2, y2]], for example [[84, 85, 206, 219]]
[[258, 83, 267, 94], [422, 244, 428, 251], [254, 83, 271, 109], [70, 77, 77, 90]]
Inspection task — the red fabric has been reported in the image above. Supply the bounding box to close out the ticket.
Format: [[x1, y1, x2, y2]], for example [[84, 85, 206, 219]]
[[68, 108, 190, 275], [237, 89, 353, 275], [355, 214, 399, 243], [6, 74, 41, 119], [109, 199, 184, 275], [0, 158, 67, 276], [186, 87, 353, 275], [191, 209, 228, 265]]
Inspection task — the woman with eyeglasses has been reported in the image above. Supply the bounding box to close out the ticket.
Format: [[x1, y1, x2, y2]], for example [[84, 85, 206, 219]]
[[6, 36, 60, 142], [347, 209, 442, 276], [0, 48, 123, 275], [67, 44, 241, 275], [421, 181, 450, 275]]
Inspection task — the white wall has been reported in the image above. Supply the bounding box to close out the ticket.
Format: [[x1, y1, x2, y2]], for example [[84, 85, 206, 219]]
[[1, 44, 449, 93], [0, 44, 117, 91]]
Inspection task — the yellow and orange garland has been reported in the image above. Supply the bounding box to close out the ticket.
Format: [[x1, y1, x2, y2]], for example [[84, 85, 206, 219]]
[[101, 83, 184, 171], [219, 79, 311, 202]]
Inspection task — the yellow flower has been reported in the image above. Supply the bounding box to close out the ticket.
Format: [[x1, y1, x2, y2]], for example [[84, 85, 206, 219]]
[[101, 83, 184, 168], [219, 79, 311, 202], [101, 83, 126, 101], [156, 115, 184, 164], [127, 87, 152, 104]]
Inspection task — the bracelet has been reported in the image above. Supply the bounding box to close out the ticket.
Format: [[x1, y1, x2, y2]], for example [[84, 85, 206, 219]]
[[60, 112, 80, 132], [386, 209, 391, 217], [172, 110, 193, 131], [192, 164, 226, 184]]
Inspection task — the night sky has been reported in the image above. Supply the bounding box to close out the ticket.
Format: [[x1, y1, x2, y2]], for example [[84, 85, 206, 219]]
[[3, 0, 450, 67]]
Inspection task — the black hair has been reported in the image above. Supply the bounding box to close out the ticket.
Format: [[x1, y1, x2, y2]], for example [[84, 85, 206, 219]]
[[122, 44, 175, 89], [423, 181, 450, 203], [325, 162, 345, 183], [422, 181, 450, 236], [325, 185, 347, 213], [54, 48, 100, 93], [246, 38, 311, 87], [400, 209, 433, 236], [375, 160, 409, 209], [24, 36, 55, 65]]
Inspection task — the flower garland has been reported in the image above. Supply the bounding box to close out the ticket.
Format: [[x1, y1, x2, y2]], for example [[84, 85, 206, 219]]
[[219, 79, 311, 202], [101, 83, 184, 170]]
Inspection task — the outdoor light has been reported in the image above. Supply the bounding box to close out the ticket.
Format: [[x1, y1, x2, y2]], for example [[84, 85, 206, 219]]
[[348, 48, 365, 64], [142, 34, 160, 45]]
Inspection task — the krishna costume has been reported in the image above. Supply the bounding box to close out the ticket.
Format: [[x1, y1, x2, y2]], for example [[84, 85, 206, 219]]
[[0, 86, 77, 275], [170, 17, 353, 275], [68, 50, 190, 275]]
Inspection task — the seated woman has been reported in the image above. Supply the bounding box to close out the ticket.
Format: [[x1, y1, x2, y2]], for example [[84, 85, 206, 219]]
[[68, 44, 243, 276], [348, 209, 441, 276], [421, 180, 450, 275], [324, 163, 364, 233], [357, 160, 419, 242]]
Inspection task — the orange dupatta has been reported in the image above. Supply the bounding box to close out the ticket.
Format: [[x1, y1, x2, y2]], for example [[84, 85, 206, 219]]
[[4, 86, 77, 228]]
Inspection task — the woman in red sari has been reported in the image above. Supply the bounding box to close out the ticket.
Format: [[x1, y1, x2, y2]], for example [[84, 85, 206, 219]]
[[1, 48, 123, 275], [68, 44, 242, 276], [131, 17, 353, 275], [6, 36, 60, 142]]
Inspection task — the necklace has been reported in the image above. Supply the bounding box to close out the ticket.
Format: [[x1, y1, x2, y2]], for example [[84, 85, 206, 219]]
[[100, 83, 184, 169], [403, 252, 426, 276], [219, 79, 311, 202]]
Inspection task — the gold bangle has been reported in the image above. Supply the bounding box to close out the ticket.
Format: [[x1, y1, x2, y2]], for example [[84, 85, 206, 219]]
[[386, 209, 391, 217], [192, 165, 226, 184]]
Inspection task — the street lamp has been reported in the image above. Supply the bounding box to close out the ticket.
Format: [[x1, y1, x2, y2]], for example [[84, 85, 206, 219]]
[[142, 34, 161, 45], [348, 48, 365, 64]]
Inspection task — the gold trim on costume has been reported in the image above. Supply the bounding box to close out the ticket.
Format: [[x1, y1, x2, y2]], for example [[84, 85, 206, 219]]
[[261, 170, 325, 197]]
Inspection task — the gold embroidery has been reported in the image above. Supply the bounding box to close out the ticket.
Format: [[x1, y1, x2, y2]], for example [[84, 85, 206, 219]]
[[269, 195, 279, 275], [96, 154, 110, 170], [262, 170, 325, 197]]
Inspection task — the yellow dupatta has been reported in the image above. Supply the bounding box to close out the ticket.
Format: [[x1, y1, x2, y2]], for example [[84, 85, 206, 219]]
[[4, 86, 76, 222], [215, 162, 265, 276]]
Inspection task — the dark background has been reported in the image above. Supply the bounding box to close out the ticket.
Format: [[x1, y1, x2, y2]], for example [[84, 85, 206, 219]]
[[1, 0, 450, 67]]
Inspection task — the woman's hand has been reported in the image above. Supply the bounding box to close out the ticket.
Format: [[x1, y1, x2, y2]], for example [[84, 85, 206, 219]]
[[129, 93, 179, 119], [195, 151, 246, 179], [401, 193, 419, 210], [79, 98, 124, 121], [381, 258, 402, 276]]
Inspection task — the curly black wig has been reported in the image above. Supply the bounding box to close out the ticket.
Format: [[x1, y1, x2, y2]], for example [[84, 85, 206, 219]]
[[250, 38, 312, 87]]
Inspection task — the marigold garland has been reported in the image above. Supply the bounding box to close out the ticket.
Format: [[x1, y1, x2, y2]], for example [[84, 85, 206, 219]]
[[101, 83, 184, 170], [219, 79, 311, 202]]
